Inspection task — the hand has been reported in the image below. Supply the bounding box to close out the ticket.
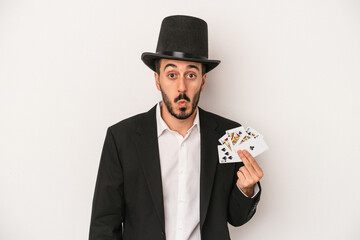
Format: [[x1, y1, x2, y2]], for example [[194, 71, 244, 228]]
[[236, 149, 264, 198]]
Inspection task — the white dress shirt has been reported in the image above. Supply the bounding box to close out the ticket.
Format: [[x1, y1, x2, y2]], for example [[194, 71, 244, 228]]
[[156, 102, 259, 240]]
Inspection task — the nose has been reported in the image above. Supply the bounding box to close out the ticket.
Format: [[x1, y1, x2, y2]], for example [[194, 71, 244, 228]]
[[177, 75, 187, 93]]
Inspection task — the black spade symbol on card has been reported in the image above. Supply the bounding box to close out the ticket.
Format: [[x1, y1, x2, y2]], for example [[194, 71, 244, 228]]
[[225, 152, 229, 156], [222, 156, 227, 160], [228, 156, 233, 160], [222, 148, 226, 152], [250, 146, 255, 150]]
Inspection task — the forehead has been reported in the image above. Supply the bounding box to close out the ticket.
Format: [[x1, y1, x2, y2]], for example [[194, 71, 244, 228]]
[[160, 59, 202, 71]]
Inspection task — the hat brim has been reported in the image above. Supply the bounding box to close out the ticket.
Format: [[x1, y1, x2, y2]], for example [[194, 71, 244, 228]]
[[141, 52, 220, 73]]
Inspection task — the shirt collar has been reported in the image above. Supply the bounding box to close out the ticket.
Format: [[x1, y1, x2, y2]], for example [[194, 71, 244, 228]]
[[156, 102, 200, 137]]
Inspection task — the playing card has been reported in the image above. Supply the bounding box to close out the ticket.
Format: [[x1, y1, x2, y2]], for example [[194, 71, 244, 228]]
[[234, 137, 269, 158], [233, 126, 262, 147], [219, 125, 268, 163], [218, 133, 233, 151], [217, 145, 233, 163], [226, 126, 246, 147], [235, 132, 253, 147], [245, 126, 263, 139], [217, 145, 242, 164]]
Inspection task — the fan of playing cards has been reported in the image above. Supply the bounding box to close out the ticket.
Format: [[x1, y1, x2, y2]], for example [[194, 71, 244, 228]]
[[218, 126, 269, 163]]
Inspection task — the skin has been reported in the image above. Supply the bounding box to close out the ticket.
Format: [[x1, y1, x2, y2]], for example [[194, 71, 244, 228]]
[[154, 58, 263, 197], [154, 59, 205, 137], [237, 149, 264, 197]]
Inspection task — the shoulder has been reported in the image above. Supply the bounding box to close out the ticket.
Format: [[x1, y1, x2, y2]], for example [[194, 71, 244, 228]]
[[199, 107, 242, 131], [107, 105, 157, 136]]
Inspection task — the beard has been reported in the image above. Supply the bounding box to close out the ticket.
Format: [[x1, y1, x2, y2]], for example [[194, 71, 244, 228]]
[[160, 87, 202, 120]]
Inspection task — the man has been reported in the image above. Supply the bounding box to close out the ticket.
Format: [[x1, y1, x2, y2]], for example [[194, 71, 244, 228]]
[[89, 15, 263, 240]]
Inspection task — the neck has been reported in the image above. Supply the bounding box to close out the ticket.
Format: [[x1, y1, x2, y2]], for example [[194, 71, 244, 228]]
[[160, 101, 197, 137]]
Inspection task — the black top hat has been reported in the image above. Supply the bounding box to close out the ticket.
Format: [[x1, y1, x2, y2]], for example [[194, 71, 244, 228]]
[[141, 15, 221, 73]]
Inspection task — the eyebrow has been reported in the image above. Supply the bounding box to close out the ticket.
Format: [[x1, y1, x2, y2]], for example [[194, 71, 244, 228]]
[[163, 63, 200, 72], [187, 65, 200, 72], [163, 63, 177, 71]]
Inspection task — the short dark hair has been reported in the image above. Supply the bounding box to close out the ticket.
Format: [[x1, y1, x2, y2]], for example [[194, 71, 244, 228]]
[[155, 59, 206, 76]]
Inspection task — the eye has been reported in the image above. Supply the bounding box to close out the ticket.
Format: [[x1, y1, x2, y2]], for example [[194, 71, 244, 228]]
[[187, 73, 196, 79], [168, 73, 176, 79]]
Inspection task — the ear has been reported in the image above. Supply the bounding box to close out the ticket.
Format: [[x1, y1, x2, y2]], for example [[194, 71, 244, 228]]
[[200, 73, 207, 92], [154, 72, 161, 91]]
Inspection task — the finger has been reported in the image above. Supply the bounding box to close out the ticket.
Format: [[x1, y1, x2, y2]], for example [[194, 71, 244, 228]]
[[237, 150, 258, 177], [243, 150, 264, 178], [237, 149, 247, 162], [238, 167, 257, 188], [238, 166, 251, 181], [237, 169, 246, 183], [240, 165, 260, 186]]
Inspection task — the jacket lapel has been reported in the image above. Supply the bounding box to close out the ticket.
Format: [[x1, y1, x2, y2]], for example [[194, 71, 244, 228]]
[[133, 105, 165, 231], [198, 108, 221, 229]]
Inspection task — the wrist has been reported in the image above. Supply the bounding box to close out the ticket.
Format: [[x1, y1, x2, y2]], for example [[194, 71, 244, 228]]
[[237, 181, 254, 198]]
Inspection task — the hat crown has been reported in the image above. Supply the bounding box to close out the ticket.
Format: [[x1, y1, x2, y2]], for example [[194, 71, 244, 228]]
[[155, 15, 208, 58], [141, 15, 220, 73]]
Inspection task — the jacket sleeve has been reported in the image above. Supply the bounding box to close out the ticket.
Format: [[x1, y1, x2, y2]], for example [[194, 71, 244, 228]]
[[89, 128, 125, 240], [227, 162, 261, 226]]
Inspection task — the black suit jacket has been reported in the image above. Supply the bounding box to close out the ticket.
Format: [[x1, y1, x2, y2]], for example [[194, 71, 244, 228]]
[[89, 105, 261, 240]]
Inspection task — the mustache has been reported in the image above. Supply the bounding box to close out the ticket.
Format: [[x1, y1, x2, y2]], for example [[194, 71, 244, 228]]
[[174, 93, 190, 103]]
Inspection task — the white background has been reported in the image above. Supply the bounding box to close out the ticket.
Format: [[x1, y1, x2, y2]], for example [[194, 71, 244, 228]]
[[1, 0, 359, 239]]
